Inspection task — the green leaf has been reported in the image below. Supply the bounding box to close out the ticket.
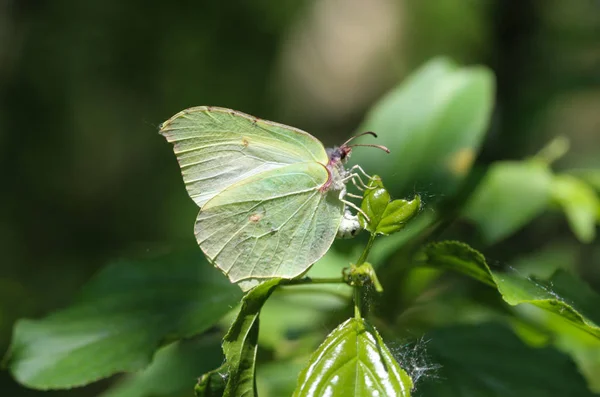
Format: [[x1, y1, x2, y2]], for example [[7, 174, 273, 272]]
[[196, 365, 227, 397], [360, 177, 421, 235], [421, 241, 600, 339], [351, 57, 495, 200], [463, 161, 553, 243], [361, 182, 390, 232], [5, 249, 242, 389], [196, 279, 282, 397], [416, 323, 596, 397], [512, 304, 600, 393], [293, 318, 413, 397], [568, 168, 600, 193], [551, 174, 600, 243], [376, 196, 421, 235], [100, 335, 224, 397]]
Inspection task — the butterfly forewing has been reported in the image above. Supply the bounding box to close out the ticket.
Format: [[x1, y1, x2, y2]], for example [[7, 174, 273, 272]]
[[195, 162, 344, 285], [160, 107, 329, 207]]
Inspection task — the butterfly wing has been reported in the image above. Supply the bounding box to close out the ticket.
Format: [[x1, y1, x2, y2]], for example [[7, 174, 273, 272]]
[[160, 106, 329, 207], [195, 162, 343, 287]]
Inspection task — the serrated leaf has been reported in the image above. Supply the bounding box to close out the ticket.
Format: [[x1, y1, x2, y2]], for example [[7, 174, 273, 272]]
[[293, 318, 413, 397], [196, 279, 282, 397], [421, 241, 600, 339], [5, 250, 242, 389], [463, 161, 553, 243], [552, 174, 600, 243], [416, 323, 596, 397], [100, 335, 223, 397], [351, 57, 495, 200]]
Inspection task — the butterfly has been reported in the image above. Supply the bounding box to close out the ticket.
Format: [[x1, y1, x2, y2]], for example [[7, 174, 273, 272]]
[[159, 106, 388, 290]]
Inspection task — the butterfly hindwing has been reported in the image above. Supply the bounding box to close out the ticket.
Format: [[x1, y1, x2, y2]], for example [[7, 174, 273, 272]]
[[195, 162, 344, 285], [160, 106, 329, 207]]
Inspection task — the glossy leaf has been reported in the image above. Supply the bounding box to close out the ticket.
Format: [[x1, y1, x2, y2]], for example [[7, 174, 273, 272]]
[[463, 161, 553, 243], [196, 365, 228, 397], [551, 174, 600, 243], [196, 279, 282, 397], [416, 323, 595, 397], [351, 57, 495, 200], [421, 241, 600, 339], [360, 177, 421, 235], [5, 250, 242, 389], [361, 180, 390, 233], [293, 318, 413, 397], [100, 335, 224, 397], [376, 196, 421, 235]]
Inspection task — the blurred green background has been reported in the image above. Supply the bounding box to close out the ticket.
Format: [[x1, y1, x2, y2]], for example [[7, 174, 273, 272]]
[[1, 0, 599, 396]]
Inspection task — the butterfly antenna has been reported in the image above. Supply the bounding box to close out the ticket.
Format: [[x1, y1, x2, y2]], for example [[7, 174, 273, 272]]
[[348, 143, 390, 153], [341, 131, 378, 147]]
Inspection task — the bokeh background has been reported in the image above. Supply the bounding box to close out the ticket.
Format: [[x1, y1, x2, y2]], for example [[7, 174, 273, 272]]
[[1, 0, 599, 396]]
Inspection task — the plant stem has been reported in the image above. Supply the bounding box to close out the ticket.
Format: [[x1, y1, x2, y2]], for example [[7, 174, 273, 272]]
[[356, 233, 377, 267], [276, 287, 350, 301], [353, 233, 377, 319], [354, 286, 362, 319]]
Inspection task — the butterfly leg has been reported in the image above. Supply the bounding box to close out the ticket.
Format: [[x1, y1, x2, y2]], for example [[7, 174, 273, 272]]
[[349, 178, 364, 192], [348, 164, 374, 181], [347, 165, 379, 191], [341, 172, 369, 191], [341, 199, 370, 223], [338, 187, 370, 222], [350, 171, 375, 191], [351, 174, 369, 191]]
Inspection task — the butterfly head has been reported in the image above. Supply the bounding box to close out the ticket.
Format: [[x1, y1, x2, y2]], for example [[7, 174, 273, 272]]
[[322, 131, 390, 193], [326, 145, 353, 166], [327, 131, 389, 166]]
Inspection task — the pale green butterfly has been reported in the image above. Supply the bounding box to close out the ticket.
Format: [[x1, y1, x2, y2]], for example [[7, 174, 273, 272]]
[[160, 106, 388, 290]]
